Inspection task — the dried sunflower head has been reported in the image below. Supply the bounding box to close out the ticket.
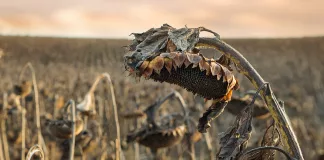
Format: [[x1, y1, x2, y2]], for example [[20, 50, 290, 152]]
[[124, 24, 239, 102], [126, 123, 186, 150], [13, 80, 32, 97], [46, 119, 84, 139]]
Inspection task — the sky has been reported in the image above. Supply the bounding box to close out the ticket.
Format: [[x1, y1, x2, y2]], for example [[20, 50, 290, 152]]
[[0, 0, 323, 38]]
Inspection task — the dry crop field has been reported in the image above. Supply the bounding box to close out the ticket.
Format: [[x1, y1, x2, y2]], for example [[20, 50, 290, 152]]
[[0, 35, 324, 160]]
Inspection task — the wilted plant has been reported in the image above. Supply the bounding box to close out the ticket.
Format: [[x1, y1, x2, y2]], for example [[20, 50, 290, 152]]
[[76, 73, 115, 116], [46, 118, 84, 139], [124, 24, 303, 159], [18, 62, 47, 158], [80, 72, 122, 160], [126, 91, 192, 159], [59, 129, 98, 160]]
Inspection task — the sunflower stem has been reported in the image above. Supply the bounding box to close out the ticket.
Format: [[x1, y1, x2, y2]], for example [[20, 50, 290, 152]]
[[19, 62, 47, 158], [196, 37, 304, 160]]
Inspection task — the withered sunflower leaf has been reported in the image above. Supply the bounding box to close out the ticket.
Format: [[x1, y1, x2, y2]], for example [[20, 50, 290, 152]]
[[198, 101, 228, 133], [237, 123, 280, 160], [168, 27, 200, 51], [217, 106, 253, 160], [129, 24, 174, 60]]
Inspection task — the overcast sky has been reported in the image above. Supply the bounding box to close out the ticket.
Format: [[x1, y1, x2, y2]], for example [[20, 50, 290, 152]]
[[0, 0, 323, 38]]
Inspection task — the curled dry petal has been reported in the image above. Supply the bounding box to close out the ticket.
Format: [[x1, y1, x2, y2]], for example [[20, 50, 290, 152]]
[[149, 56, 164, 74], [186, 53, 202, 64], [210, 62, 222, 80], [177, 52, 187, 67], [199, 60, 211, 75], [143, 66, 153, 78], [172, 59, 178, 71], [160, 52, 170, 58], [164, 58, 173, 74], [166, 39, 177, 52], [173, 52, 183, 67], [139, 61, 150, 73], [220, 65, 229, 83], [169, 52, 178, 59], [228, 76, 237, 91]]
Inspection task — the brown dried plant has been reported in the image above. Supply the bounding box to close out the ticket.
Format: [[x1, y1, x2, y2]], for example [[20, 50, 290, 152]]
[[46, 118, 84, 139], [19, 62, 47, 158], [123, 24, 303, 159], [1, 93, 11, 160], [88, 72, 122, 160], [126, 91, 192, 159]]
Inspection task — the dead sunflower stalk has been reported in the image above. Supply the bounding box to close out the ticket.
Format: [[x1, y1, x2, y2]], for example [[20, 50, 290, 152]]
[[1, 93, 10, 160], [19, 62, 47, 158], [123, 24, 303, 159], [100, 73, 122, 160], [64, 100, 77, 160]]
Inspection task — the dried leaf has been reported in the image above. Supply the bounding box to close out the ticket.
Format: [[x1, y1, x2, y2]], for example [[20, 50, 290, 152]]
[[238, 123, 280, 160], [168, 27, 200, 51], [217, 106, 253, 159], [129, 24, 173, 60], [198, 101, 228, 133]]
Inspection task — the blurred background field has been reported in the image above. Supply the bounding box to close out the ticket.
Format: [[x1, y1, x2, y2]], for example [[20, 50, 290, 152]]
[[0, 35, 324, 159]]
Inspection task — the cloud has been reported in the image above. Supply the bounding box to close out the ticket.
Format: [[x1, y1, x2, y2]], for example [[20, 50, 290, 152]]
[[0, 0, 323, 38]]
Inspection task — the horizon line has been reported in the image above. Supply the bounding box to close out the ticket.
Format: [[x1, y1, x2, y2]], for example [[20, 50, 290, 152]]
[[1, 33, 324, 40]]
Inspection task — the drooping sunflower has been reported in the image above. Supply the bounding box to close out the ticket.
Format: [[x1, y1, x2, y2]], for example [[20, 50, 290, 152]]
[[124, 24, 239, 133]]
